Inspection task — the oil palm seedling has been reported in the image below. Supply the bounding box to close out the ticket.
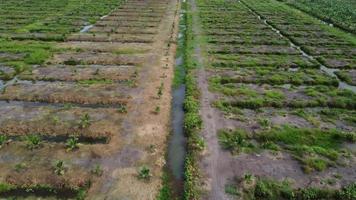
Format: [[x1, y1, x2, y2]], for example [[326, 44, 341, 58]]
[[54, 160, 65, 176], [79, 113, 91, 128], [91, 164, 103, 176], [138, 165, 152, 181], [66, 137, 79, 151], [154, 106, 160, 114], [25, 134, 42, 149], [157, 82, 164, 99], [117, 104, 127, 113], [14, 163, 27, 172]]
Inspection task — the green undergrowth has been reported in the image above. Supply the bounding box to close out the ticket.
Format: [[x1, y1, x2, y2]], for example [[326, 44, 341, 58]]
[[183, 1, 204, 200], [230, 175, 356, 200], [218, 125, 355, 172]]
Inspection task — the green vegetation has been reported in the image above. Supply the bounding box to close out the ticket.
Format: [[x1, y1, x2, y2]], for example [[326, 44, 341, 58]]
[[218, 126, 355, 172]]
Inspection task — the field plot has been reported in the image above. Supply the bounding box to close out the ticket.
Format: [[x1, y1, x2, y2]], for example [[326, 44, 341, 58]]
[[184, 0, 356, 199], [0, 0, 180, 199]]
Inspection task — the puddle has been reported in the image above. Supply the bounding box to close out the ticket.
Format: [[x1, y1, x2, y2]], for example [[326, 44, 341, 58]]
[[80, 25, 93, 33], [241, 2, 356, 93]]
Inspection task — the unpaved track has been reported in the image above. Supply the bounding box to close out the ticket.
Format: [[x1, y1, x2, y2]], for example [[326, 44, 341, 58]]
[[190, 0, 233, 199]]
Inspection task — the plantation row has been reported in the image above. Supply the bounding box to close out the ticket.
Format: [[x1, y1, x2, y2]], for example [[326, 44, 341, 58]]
[[191, 0, 356, 199]]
